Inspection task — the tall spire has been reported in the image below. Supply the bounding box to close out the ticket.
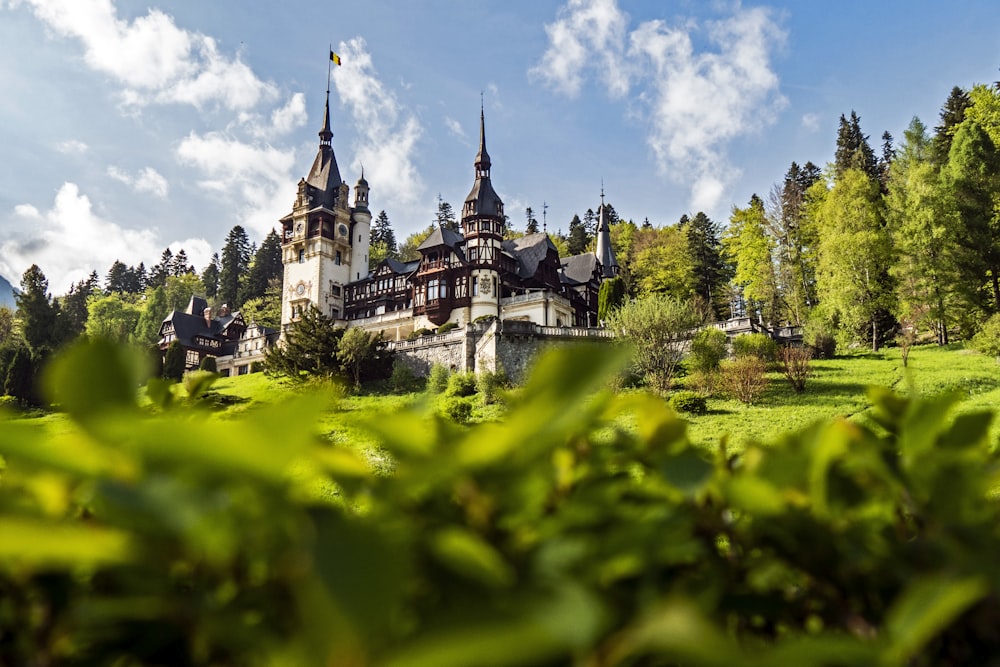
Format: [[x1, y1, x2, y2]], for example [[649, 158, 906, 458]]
[[319, 88, 333, 149], [595, 183, 618, 278], [474, 99, 491, 177]]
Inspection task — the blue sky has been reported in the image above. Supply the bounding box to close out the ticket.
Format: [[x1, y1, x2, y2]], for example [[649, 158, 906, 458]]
[[1, 0, 999, 293]]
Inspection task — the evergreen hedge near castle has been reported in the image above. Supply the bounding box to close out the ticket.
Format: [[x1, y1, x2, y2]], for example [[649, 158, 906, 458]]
[[2, 339, 1000, 664]]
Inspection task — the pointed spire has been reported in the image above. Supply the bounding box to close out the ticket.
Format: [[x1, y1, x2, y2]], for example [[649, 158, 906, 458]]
[[595, 183, 618, 278], [474, 98, 491, 175], [319, 89, 333, 148]]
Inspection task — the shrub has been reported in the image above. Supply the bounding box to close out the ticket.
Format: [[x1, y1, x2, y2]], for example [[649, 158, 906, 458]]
[[686, 369, 719, 396], [408, 328, 435, 340], [437, 321, 459, 334], [441, 395, 474, 424], [668, 390, 707, 415], [476, 368, 509, 405], [445, 371, 477, 397], [780, 345, 812, 393], [688, 327, 728, 373], [162, 341, 186, 382], [0, 394, 22, 412], [199, 355, 217, 372], [732, 332, 778, 362], [249, 361, 263, 374], [427, 363, 450, 394], [389, 360, 422, 393], [804, 315, 838, 359], [473, 314, 496, 324], [721, 355, 769, 404], [971, 313, 1000, 360]]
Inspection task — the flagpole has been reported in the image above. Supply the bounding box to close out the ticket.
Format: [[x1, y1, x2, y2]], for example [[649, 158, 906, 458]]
[[327, 43, 332, 95]]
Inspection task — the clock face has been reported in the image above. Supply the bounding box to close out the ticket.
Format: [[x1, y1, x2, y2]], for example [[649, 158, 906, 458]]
[[296, 282, 305, 296], [338, 223, 348, 237], [295, 222, 304, 234]]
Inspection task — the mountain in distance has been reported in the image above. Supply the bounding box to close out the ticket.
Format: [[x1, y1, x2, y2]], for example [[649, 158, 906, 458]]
[[0, 275, 16, 309]]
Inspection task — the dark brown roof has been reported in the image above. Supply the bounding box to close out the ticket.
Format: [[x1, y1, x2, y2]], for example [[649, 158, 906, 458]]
[[560, 253, 599, 286], [502, 232, 558, 279]]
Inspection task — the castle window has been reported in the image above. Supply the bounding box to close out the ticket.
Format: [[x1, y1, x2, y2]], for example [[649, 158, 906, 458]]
[[185, 350, 199, 367], [335, 251, 342, 265], [427, 279, 439, 301], [298, 249, 305, 263], [331, 284, 341, 296]]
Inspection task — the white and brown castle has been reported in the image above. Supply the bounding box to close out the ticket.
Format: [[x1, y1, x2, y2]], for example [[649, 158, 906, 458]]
[[279, 94, 619, 342]]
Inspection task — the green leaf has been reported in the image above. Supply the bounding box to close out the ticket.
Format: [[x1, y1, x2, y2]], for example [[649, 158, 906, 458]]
[[883, 574, 987, 665], [42, 338, 144, 422], [726, 476, 787, 516], [0, 517, 134, 568], [429, 527, 515, 589], [660, 448, 714, 497]]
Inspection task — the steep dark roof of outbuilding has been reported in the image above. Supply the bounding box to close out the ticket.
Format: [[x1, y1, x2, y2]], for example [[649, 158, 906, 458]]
[[417, 226, 465, 251], [503, 232, 558, 279], [560, 253, 599, 286]]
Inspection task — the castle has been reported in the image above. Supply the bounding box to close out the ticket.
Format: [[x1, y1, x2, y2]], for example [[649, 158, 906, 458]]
[[278, 92, 618, 347]]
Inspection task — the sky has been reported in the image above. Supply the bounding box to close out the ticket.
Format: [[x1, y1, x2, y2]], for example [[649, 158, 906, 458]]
[[1, 0, 999, 294]]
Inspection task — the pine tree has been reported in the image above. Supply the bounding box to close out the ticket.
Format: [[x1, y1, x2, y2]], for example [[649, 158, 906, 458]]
[[525, 207, 539, 234], [4, 346, 35, 404], [583, 209, 597, 239], [685, 212, 727, 318], [133, 286, 169, 346], [243, 230, 283, 304], [148, 249, 173, 288], [264, 305, 345, 380], [218, 226, 252, 308], [435, 195, 458, 232], [202, 253, 221, 299], [371, 210, 398, 256], [16, 265, 59, 354], [106, 261, 129, 293], [932, 86, 972, 166], [170, 249, 192, 277], [834, 111, 878, 179], [567, 215, 588, 255], [59, 272, 99, 340]]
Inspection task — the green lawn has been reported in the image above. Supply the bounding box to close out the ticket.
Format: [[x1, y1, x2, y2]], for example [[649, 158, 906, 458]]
[[678, 344, 1000, 451]]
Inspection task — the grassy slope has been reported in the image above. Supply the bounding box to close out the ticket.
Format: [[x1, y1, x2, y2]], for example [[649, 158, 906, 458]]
[[679, 344, 1000, 451]]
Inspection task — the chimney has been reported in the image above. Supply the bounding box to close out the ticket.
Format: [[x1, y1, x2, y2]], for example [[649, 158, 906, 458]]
[[203, 307, 212, 328], [218, 304, 230, 317]]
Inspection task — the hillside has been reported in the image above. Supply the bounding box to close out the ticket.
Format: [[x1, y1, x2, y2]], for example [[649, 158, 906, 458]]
[[0, 275, 14, 309]]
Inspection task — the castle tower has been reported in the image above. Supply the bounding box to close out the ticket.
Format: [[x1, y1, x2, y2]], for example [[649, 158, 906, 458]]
[[461, 105, 505, 321], [350, 170, 372, 282], [279, 91, 359, 327], [595, 187, 619, 278]]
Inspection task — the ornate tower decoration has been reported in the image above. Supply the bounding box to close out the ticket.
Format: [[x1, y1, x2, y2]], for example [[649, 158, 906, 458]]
[[462, 104, 505, 321], [279, 80, 368, 329]]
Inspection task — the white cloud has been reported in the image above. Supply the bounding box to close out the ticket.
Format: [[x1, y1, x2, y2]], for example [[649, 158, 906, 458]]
[[444, 117, 465, 138], [175, 131, 296, 237], [0, 183, 208, 292], [55, 139, 88, 154], [533, 1, 786, 213], [801, 112, 821, 132], [15, 0, 276, 110], [529, 0, 631, 98], [331, 37, 424, 211], [270, 92, 308, 135], [107, 165, 169, 198]]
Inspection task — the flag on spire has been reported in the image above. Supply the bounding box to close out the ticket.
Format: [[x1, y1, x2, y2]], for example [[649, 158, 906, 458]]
[[330, 50, 342, 66]]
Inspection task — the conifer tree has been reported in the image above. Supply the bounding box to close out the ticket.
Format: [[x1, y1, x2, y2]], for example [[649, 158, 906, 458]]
[[685, 212, 727, 318], [202, 253, 220, 299], [243, 230, 283, 304], [525, 207, 539, 234], [371, 210, 398, 257], [834, 111, 878, 179], [567, 214, 588, 255], [162, 340, 185, 381], [148, 249, 173, 288], [435, 195, 458, 232], [218, 225, 252, 308], [932, 86, 972, 166], [16, 265, 60, 354]]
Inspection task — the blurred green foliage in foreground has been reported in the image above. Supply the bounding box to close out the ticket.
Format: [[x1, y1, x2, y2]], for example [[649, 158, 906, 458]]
[[2, 339, 1000, 665]]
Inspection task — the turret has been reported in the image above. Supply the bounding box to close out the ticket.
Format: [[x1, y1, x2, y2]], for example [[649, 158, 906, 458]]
[[350, 170, 372, 282], [595, 187, 618, 278]]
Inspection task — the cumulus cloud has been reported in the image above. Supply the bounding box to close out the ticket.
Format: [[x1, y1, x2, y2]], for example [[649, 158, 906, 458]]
[[529, 0, 630, 98], [55, 139, 88, 154], [0, 183, 209, 293], [176, 131, 296, 236], [331, 37, 424, 210], [533, 0, 786, 212], [14, 0, 276, 110], [107, 165, 169, 198]]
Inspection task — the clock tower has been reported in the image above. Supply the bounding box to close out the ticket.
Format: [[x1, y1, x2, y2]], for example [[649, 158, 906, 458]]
[[279, 91, 371, 329]]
